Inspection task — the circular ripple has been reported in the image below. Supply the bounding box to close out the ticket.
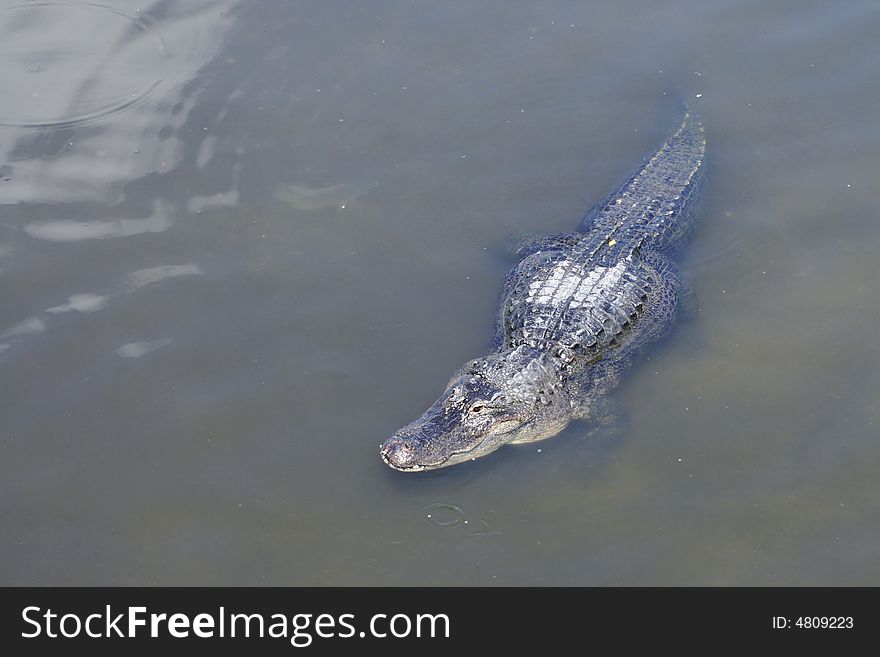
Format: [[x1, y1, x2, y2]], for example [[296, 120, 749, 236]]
[[0, 2, 170, 128], [422, 503, 464, 529]]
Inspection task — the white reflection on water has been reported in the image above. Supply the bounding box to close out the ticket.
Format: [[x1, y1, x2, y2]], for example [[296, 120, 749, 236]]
[[0, 2, 168, 128], [0, 316, 45, 338], [196, 135, 219, 168], [45, 293, 109, 314], [23, 200, 172, 241], [0, 259, 202, 355], [187, 190, 240, 214], [117, 339, 172, 358], [125, 264, 203, 291], [0, 0, 238, 205], [0, 2, 238, 362]]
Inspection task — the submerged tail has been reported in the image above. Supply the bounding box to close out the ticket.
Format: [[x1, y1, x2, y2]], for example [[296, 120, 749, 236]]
[[578, 110, 706, 254]]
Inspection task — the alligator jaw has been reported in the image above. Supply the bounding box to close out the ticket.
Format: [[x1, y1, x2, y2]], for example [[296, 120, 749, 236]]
[[379, 439, 434, 472], [380, 432, 502, 472], [379, 444, 429, 472]]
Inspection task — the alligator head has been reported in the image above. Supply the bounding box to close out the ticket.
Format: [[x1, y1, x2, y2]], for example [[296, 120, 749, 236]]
[[380, 346, 573, 471]]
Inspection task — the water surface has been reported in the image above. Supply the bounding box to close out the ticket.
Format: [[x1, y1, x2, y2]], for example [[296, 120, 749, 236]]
[[1, 0, 878, 585]]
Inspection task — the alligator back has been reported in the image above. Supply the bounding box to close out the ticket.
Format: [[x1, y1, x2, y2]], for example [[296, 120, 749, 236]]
[[498, 234, 665, 363], [495, 111, 705, 367]]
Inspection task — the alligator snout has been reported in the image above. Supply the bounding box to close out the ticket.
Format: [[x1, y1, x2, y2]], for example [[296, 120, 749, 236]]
[[380, 436, 419, 471]]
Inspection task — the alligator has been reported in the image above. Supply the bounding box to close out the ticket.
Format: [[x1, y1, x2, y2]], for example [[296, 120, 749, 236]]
[[381, 111, 706, 471]]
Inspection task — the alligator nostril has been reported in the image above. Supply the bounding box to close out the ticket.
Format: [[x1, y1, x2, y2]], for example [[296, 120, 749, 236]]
[[381, 438, 415, 468]]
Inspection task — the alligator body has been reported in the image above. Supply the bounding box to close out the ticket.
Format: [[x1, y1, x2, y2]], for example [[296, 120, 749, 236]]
[[381, 111, 706, 471]]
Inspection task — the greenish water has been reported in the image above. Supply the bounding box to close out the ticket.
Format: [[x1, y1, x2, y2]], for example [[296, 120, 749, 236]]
[[1, 0, 878, 585]]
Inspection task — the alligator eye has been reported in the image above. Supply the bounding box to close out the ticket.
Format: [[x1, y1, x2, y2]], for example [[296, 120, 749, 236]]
[[469, 403, 488, 414]]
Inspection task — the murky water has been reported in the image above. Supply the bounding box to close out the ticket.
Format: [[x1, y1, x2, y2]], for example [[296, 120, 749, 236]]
[[1, 0, 878, 585]]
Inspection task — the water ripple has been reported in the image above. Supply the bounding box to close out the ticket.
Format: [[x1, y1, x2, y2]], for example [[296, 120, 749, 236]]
[[422, 503, 502, 536], [0, 2, 170, 128]]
